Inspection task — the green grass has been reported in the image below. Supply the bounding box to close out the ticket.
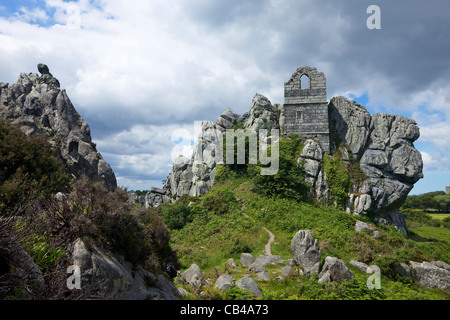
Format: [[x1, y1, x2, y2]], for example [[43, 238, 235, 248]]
[[428, 213, 450, 221], [164, 175, 449, 300]]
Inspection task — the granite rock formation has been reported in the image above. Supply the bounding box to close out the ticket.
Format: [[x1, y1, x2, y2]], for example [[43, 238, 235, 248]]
[[0, 64, 117, 191]]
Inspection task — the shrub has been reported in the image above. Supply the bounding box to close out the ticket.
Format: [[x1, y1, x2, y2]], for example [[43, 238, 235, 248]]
[[253, 135, 309, 201], [199, 186, 237, 215], [159, 202, 193, 230], [0, 120, 71, 214], [323, 154, 351, 208]]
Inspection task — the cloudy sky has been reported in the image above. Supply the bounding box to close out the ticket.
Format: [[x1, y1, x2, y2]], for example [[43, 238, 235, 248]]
[[1, 0, 449, 194]]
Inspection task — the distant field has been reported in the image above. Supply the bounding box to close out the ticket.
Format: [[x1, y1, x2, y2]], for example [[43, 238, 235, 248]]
[[428, 213, 450, 221]]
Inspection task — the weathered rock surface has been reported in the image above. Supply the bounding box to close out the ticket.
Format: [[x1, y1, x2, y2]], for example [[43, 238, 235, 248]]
[[243, 94, 280, 133], [214, 273, 235, 291], [291, 230, 321, 276], [71, 239, 181, 299], [301, 96, 423, 232], [151, 82, 423, 233], [216, 108, 240, 131], [0, 64, 116, 191], [177, 264, 205, 289], [240, 253, 256, 267], [318, 257, 354, 284], [235, 276, 262, 297], [409, 261, 450, 291], [329, 96, 371, 161]]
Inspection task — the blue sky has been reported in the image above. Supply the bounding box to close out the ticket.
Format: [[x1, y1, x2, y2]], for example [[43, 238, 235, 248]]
[[1, 0, 449, 194]]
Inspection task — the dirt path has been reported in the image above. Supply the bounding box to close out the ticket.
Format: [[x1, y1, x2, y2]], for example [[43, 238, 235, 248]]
[[262, 227, 275, 255], [239, 198, 275, 256]]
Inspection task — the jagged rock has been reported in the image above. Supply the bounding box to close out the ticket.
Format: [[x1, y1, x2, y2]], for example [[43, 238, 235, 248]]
[[71, 239, 180, 299], [141, 187, 173, 208], [0, 65, 116, 191], [216, 108, 240, 130], [243, 93, 279, 132], [300, 139, 323, 161], [329, 96, 372, 161], [240, 253, 256, 267], [291, 230, 321, 276], [214, 274, 235, 291], [410, 261, 450, 291], [235, 276, 262, 297], [155, 75, 423, 233], [318, 257, 354, 284], [178, 264, 205, 289]]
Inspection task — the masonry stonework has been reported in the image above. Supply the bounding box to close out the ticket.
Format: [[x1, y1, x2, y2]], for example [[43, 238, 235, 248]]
[[282, 66, 331, 154]]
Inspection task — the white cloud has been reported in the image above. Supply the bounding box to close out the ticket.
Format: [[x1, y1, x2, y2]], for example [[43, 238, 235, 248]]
[[16, 7, 49, 23], [1, 0, 450, 191]]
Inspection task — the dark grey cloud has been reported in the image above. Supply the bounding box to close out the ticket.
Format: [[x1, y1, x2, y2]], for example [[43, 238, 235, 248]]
[[1, 0, 450, 191]]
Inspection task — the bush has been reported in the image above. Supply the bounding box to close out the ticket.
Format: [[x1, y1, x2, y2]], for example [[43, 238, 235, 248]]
[[253, 135, 309, 201], [0, 120, 71, 214], [160, 202, 193, 230], [199, 186, 237, 215], [427, 219, 442, 228], [323, 154, 351, 208]]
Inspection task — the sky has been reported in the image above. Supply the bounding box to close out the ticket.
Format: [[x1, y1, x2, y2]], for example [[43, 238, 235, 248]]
[[0, 0, 449, 194]]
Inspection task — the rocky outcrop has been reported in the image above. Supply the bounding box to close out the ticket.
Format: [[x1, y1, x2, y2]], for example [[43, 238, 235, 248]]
[[71, 239, 181, 299], [318, 256, 354, 284], [0, 64, 116, 191], [409, 261, 450, 291], [243, 94, 280, 132], [155, 90, 423, 232], [290, 230, 321, 276], [297, 96, 423, 232]]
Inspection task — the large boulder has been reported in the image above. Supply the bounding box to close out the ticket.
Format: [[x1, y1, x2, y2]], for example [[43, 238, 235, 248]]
[[71, 239, 181, 299], [0, 64, 117, 191], [290, 230, 321, 276], [329, 96, 372, 161], [178, 264, 205, 289], [240, 253, 256, 267], [318, 257, 354, 284], [410, 261, 450, 291], [235, 276, 262, 297], [214, 274, 235, 291]]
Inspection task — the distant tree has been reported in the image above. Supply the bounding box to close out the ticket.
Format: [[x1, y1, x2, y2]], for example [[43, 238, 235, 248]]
[[434, 195, 450, 212]]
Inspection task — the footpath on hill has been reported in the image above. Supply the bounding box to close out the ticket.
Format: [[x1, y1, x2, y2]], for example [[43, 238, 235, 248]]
[[237, 197, 275, 256]]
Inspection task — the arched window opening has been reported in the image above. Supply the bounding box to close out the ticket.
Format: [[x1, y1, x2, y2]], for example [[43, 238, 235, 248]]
[[300, 74, 309, 89]]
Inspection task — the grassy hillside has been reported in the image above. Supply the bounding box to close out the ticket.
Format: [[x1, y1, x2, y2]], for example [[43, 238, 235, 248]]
[[155, 136, 450, 300]]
